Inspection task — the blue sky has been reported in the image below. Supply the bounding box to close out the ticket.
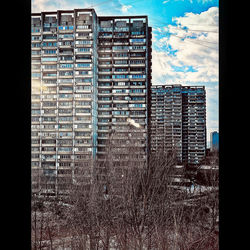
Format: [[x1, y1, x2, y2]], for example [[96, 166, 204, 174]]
[[32, 0, 219, 147]]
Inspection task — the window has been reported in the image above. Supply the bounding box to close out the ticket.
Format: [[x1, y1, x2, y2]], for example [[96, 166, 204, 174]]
[[44, 49, 57, 54], [32, 36, 41, 41], [75, 108, 91, 113], [32, 162, 40, 167], [59, 86, 73, 91], [76, 63, 91, 68], [58, 34, 74, 39], [42, 139, 56, 144], [43, 101, 56, 107], [130, 38, 146, 43], [43, 79, 57, 84], [58, 26, 74, 30], [59, 132, 73, 137], [42, 117, 56, 122], [114, 60, 128, 65], [75, 132, 91, 137], [77, 48, 90, 52], [43, 64, 57, 69], [32, 51, 40, 55], [32, 43, 40, 48], [114, 53, 128, 57], [130, 89, 145, 93], [100, 75, 111, 79], [75, 86, 91, 91], [76, 70, 89, 75], [75, 40, 91, 45], [59, 56, 73, 61], [32, 110, 40, 114], [113, 46, 129, 51], [130, 97, 145, 101], [58, 147, 73, 152], [75, 78, 92, 83], [74, 94, 92, 98], [41, 57, 57, 62], [131, 31, 145, 35], [58, 116, 73, 121], [76, 101, 91, 106], [58, 124, 73, 129], [32, 73, 40, 78], [59, 64, 73, 68], [31, 28, 41, 33], [59, 41, 74, 46], [112, 75, 128, 79], [58, 109, 72, 114], [43, 35, 57, 40], [115, 68, 128, 72], [58, 139, 72, 145], [129, 103, 145, 108], [112, 110, 129, 115], [131, 74, 145, 79], [42, 42, 57, 47], [59, 71, 73, 76]]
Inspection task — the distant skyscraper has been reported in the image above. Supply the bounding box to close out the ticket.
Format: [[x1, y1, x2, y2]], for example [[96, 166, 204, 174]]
[[210, 131, 219, 151], [150, 85, 206, 165], [31, 9, 152, 195]]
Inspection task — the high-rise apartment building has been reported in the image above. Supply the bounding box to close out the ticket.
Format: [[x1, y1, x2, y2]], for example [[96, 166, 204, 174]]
[[31, 9, 152, 195], [150, 85, 206, 165]]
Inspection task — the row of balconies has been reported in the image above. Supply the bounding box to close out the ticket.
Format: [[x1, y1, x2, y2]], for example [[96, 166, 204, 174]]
[[98, 93, 146, 97], [98, 70, 145, 75]]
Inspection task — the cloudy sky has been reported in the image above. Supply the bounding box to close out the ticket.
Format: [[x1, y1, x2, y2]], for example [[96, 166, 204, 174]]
[[32, 0, 219, 147]]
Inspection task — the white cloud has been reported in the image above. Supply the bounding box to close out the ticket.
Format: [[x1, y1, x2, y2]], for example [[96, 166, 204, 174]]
[[152, 7, 218, 85], [121, 4, 132, 13], [32, 0, 89, 13]]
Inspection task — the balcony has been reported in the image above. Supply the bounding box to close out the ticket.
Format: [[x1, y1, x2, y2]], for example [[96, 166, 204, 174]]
[[112, 91, 129, 95], [113, 34, 129, 39], [99, 56, 112, 61], [58, 74, 74, 79], [98, 107, 112, 111], [98, 99, 112, 104], [43, 37, 57, 42], [42, 75, 57, 80], [129, 92, 146, 97], [112, 78, 129, 82], [113, 56, 129, 60], [75, 72, 93, 78], [32, 39, 41, 44], [75, 35, 93, 41], [112, 99, 129, 104], [32, 54, 41, 59], [98, 64, 112, 68], [58, 36, 74, 42], [58, 29, 74, 34], [59, 51, 74, 57], [98, 71, 112, 75], [98, 77, 112, 82], [58, 44, 74, 49], [114, 71, 129, 74], [113, 42, 129, 46], [76, 27, 92, 32], [58, 59, 74, 64], [98, 48, 112, 53], [98, 34, 112, 39], [98, 113, 112, 118]]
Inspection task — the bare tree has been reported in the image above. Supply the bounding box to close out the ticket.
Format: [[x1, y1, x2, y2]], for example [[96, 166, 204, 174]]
[[31, 124, 219, 249]]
